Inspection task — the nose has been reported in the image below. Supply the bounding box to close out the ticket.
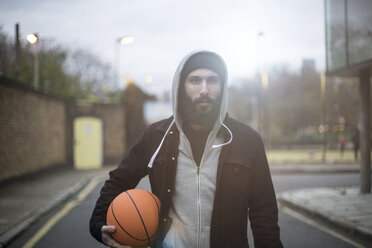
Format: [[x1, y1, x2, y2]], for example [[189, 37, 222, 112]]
[[200, 81, 209, 96]]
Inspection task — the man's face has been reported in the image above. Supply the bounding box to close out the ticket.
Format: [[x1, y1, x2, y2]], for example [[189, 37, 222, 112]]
[[184, 68, 222, 117]]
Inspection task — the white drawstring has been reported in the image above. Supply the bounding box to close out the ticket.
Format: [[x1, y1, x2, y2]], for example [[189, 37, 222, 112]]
[[212, 115, 233, 149], [148, 119, 175, 168], [148, 115, 232, 168]]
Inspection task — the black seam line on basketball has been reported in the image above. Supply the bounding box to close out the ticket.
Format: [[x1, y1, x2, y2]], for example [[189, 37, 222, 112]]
[[126, 191, 152, 247], [147, 192, 160, 214], [147, 191, 160, 238], [110, 200, 148, 242]]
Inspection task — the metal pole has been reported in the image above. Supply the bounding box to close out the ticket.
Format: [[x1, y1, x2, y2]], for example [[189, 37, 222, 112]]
[[262, 72, 270, 148], [321, 72, 327, 163], [359, 68, 371, 194], [15, 23, 20, 76], [116, 41, 121, 87], [257, 32, 264, 136], [34, 41, 39, 89]]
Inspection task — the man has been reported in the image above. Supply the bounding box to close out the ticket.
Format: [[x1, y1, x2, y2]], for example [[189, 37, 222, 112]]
[[90, 50, 283, 248]]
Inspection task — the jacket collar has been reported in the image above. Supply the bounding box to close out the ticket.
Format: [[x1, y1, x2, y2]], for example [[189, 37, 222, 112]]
[[156, 116, 177, 133], [156, 114, 232, 135]]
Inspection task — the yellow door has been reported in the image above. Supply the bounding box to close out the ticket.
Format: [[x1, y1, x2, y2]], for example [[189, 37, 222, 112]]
[[73, 117, 103, 169]]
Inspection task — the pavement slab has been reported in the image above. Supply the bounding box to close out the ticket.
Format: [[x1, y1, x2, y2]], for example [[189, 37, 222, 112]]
[[0, 165, 114, 247], [278, 186, 372, 238]]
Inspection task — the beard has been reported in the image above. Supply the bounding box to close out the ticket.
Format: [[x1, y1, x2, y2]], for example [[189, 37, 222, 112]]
[[179, 93, 221, 127]]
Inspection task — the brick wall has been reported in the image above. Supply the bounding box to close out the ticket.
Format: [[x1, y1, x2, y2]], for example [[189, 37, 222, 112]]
[[0, 77, 148, 182], [0, 78, 66, 181]]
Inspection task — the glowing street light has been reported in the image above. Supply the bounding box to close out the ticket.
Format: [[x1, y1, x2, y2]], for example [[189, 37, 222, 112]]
[[145, 75, 152, 84], [119, 36, 135, 45], [26, 33, 39, 89], [26, 33, 38, 44]]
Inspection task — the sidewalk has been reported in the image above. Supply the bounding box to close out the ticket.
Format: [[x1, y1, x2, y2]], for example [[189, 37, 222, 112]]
[[273, 163, 372, 237], [270, 163, 361, 174], [0, 163, 370, 247], [0, 165, 114, 247], [278, 187, 372, 237]]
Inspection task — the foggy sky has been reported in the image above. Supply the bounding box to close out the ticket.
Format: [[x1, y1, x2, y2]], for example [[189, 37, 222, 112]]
[[0, 0, 325, 95]]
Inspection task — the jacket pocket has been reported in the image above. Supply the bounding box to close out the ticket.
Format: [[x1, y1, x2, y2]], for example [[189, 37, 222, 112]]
[[220, 160, 251, 243], [223, 159, 253, 194], [221, 158, 252, 218]]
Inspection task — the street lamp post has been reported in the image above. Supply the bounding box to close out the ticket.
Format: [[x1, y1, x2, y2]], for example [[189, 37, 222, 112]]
[[256, 32, 264, 136], [262, 71, 270, 149], [26, 33, 39, 89], [256, 32, 270, 147], [116, 36, 134, 87], [320, 72, 327, 163]]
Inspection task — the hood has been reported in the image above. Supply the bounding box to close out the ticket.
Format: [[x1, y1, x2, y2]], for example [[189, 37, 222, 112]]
[[171, 50, 229, 133], [148, 51, 231, 168]]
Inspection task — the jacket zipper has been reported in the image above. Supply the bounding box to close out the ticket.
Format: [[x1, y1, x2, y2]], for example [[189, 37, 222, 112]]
[[197, 165, 201, 248], [196, 132, 213, 248], [183, 132, 214, 248], [182, 133, 202, 248]]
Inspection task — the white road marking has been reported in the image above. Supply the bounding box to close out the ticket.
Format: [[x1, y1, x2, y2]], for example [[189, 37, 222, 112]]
[[23, 176, 103, 248], [279, 204, 365, 248]]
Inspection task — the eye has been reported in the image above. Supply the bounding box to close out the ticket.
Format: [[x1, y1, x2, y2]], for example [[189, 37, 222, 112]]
[[207, 76, 219, 84], [189, 77, 201, 84]]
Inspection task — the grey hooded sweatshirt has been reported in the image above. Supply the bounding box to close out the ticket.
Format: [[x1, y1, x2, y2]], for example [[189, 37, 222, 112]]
[[161, 50, 231, 248]]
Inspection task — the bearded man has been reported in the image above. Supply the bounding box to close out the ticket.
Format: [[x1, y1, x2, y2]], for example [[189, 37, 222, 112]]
[[90, 50, 283, 248]]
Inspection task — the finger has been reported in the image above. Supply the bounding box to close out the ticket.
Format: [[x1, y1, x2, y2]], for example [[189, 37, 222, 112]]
[[102, 225, 116, 233], [102, 226, 132, 248], [105, 236, 131, 248], [102, 233, 117, 247], [118, 244, 132, 248]]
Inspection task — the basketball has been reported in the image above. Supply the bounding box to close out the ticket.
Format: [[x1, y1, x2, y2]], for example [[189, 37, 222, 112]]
[[106, 189, 161, 247]]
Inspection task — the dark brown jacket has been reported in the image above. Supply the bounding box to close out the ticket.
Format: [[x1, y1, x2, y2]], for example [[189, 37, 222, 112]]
[[89, 116, 283, 248]]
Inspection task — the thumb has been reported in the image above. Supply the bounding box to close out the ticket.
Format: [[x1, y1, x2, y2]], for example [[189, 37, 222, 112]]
[[107, 225, 116, 232], [102, 225, 116, 233]]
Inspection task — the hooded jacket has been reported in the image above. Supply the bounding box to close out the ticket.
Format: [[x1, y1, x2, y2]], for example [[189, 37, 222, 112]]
[[161, 51, 230, 248], [89, 51, 283, 248]]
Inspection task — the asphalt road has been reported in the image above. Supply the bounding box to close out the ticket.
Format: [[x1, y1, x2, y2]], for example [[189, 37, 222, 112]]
[[7, 173, 372, 248]]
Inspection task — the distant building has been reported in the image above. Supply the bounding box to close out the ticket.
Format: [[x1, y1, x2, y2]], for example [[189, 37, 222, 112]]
[[301, 59, 316, 76], [302, 59, 315, 69]]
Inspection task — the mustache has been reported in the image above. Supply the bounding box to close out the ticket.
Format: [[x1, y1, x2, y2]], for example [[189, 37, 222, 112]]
[[193, 95, 214, 104]]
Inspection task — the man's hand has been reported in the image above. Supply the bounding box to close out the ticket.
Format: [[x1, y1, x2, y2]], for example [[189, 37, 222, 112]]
[[101, 225, 132, 248]]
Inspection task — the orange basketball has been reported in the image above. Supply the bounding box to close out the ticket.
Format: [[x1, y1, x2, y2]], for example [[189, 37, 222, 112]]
[[106, 189, 161, 247]]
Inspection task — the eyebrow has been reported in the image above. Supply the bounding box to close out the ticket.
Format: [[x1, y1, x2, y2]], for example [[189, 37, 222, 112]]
[[188, 76, 201, 80], [207, 76, 219, 80], [187, 75, 219, 80]]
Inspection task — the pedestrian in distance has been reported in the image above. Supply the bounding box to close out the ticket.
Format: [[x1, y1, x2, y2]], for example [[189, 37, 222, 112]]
[[89, 50, 283, 248], [338, 136, 346, 157]]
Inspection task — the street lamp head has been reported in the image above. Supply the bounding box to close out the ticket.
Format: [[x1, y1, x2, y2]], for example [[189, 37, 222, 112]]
[[119, 36, 135, 45], [26, 33, 38, 44]]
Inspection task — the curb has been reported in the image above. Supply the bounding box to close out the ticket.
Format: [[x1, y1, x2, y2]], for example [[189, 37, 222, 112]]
[[269, 164, 361, 174], [270, 168, 360, 174], [277, 195, 372, 238], [0, 176, 94, 247]]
